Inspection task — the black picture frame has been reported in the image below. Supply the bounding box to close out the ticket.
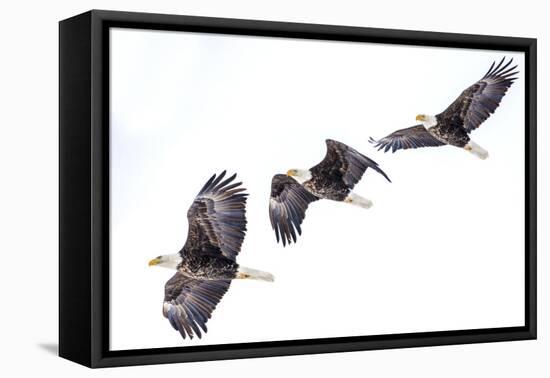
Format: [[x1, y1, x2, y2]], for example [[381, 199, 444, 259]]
[[59, 9, 537, 368]]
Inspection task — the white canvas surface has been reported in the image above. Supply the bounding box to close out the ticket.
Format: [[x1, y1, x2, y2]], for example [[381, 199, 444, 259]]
[[109, 28, 525, 351]]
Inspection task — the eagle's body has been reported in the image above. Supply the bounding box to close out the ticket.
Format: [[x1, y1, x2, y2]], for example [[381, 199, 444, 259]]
[[303, 177, 349, 201], [369, 57, 518, 159], [149, 171, 274, 340], [177, 250, 238, 281], [269, 139, 391, 246], [177, 214, 240, 280], [305, 158, 355, 201], [429, 117, 470, 148]]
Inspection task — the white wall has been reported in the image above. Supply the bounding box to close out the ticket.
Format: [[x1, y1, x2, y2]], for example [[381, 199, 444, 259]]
[[0, 0, 547, 376]]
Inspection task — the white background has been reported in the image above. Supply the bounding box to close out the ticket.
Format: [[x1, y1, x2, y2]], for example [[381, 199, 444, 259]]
[[110, 28, 525, 351], [0, 0, 548, 376]]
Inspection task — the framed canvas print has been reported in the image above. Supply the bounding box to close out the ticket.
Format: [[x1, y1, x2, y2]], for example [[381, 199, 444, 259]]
[[59, 10, 537, 368]]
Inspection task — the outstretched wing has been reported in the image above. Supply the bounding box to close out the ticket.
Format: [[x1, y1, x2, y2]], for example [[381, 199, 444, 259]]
[[184, 171, 248, 260], [163, 272, 230, 339], [369, 125, 446, 153], [269, 174, 319, 246], [438, 57, 518, 133], [312, 139, 391, 188]]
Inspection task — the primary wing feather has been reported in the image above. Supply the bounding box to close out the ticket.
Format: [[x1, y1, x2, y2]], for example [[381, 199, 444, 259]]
[[438, 57, 518, 133], [269, 174, 319, 246], [369, 125, 445, 153], [314, 139, 391, 187], [184, 171, 248, 260], [163, 272, 231, 339]]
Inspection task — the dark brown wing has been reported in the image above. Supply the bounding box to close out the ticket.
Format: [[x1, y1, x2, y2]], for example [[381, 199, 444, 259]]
[[437, 57, 518, 133], [369, 125, 446, 153], [163, 272, 230, 339], [312, 139, 391, 188], [269, 174, 319, 246], [183, 171, 248, 260]]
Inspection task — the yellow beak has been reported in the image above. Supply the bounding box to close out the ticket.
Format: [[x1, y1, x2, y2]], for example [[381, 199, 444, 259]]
[[286, 170, 294, 176], [416, 114, 425, 121], [148, 257, 161, 266]]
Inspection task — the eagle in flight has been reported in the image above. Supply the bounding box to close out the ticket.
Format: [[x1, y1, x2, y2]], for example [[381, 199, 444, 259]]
[[269, 139, 391, 246], [148, 171, 274, 339], [369, 57, 518, 159]]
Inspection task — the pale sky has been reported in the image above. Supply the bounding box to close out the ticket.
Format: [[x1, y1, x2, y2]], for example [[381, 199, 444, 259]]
[[109, 27, 525, 351]]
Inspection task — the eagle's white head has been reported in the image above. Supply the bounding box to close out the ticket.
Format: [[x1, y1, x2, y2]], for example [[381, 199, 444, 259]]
[[416, 114, 438, 128], [148, 253, 182, 269], [287, 169, 312, 184]]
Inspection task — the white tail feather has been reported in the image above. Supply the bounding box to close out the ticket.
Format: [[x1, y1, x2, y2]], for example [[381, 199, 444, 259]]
[[237, 266, 275, 282], [344, 192, 373, 209], [465, 141, 489, 160]]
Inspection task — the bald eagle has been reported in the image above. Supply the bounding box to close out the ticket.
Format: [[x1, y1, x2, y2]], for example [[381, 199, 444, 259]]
[[369, 57, 518, 159], [269, 139, 391, 246], [148, 171, 274, 339]]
